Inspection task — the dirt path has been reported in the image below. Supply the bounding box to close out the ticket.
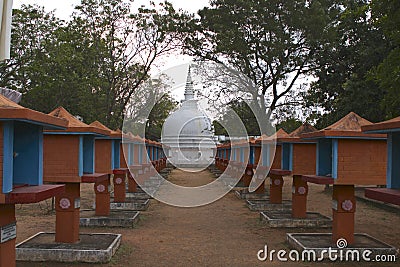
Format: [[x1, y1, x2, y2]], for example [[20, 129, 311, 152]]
[[16, 168, 399, 267], [108, 168, 280, 266]]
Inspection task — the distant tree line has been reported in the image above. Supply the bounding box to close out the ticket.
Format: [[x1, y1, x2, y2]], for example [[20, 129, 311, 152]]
[[1, 0, 398, 136]]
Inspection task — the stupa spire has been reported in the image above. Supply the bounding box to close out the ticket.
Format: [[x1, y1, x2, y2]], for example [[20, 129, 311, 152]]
[[184, 66, 194, 101]]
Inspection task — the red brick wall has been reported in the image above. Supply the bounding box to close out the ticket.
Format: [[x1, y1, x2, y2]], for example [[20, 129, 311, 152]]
[[142, 146, 147, 164], [292, 143, 316, 175], [95, 139, 112, 173], [43, 135, 80, 183], [134, 145, 139, 165], [337, 139, 387, 185], [120, 143, 129, 168], [243, 147, 250, 164], [271, 145, 281, 169], [254, 146, 261, 165]]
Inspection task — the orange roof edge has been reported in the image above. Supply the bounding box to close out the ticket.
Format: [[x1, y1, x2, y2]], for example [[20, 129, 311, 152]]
[[0, 95, 68, 129]]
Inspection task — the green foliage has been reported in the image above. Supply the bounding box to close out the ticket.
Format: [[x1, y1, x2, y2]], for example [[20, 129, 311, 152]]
[[212, 120, 226, 136], [213, 100, 260, 136], [303, 0, 399, 127], [145, 93, 178, 140], [369, 0, 400, 118], [4, 0, 398, 131], [372, 48, 400, 118], [0, 1, 185, 131], [276, 118, 303, 134], [0, 5, 61, 92]]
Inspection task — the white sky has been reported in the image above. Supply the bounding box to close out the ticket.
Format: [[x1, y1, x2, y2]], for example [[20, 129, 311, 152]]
[[13, 0, 209, 20]]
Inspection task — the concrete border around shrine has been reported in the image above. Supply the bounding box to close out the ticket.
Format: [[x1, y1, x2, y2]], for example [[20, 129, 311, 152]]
[[79, 210, 140, 227], [110, 199, 150, 211], [16, 232, 121, 263], [260, 211, 331, 228], [235, 189, 269, 200], [287, 233, 398, 260], [246, 199, 292, 211]]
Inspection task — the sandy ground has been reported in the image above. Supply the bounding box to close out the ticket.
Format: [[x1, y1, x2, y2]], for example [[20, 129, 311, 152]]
[[16, 168, 399, 267]]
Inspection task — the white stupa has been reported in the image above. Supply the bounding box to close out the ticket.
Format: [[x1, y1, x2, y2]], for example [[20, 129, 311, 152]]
[[162, 67, 216, 168]]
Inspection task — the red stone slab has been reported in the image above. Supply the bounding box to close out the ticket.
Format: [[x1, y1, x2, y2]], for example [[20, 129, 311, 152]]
[[113, 168, 129, 175], [229, 161, 240, 166], [255, 166, 269, 171], [365, 188, 400, 206], [269, 169, 292, 176], [81, 173, 109, 183], [5, 184, 65, 204], [302, 175, 334, 185], [362, 116, 400, 133], [301, 130, 385, 139], [129, 165, 142, 170]]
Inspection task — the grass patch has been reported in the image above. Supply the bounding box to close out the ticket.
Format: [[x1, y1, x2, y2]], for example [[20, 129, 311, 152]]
[[110, 244, 134, 266]]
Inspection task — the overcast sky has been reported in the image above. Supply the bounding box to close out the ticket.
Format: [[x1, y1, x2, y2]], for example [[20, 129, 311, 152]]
[[13, 0, 209, 20]]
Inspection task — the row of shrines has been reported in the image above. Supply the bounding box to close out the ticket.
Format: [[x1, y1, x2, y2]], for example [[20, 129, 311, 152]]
[[214, 111, 399, 254], [0, 95, 168, 266]]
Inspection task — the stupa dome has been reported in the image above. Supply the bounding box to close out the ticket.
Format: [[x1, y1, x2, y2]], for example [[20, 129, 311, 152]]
[[163, 100, 213, 138], [162, 66, 215, 168]]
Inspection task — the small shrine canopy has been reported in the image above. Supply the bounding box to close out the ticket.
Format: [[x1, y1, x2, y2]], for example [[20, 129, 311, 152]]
[[115, 129, 137, 142], [90, 121, 121, 138], [289, 123, 317, 137], [0, 94, 67, 204], [301, 112, 385, 139], [47, 107, 109, 136], [256, 128, 288, 143], [279, 123, 318, 143]]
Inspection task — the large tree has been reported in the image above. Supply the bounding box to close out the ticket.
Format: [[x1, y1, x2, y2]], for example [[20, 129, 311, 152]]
[[21, 14, 103, 123], [0, 5, 61, 92], [303, 0, 395, 128], [213, 99, 260, 136], [370, 0, 400, 118], [145, 93, 178, 140], [178, 0, 340, 132], [71, 0, 185, 128]]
